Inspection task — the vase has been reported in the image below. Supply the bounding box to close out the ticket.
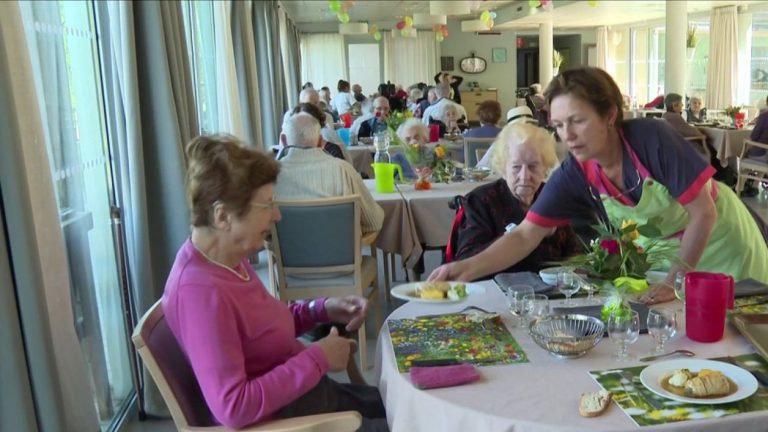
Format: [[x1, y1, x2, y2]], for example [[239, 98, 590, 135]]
[[414, 167, 432, 191]]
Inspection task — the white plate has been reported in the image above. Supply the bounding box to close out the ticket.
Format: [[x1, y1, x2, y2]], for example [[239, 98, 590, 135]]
[[639, 359, 758, 404], [390, 282, 486, 304], [538, 266, 572, 286]]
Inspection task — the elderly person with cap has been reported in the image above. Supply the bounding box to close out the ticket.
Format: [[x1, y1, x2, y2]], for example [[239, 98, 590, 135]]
[[463, 101, 502, 139], [449, 123, 581, 278]]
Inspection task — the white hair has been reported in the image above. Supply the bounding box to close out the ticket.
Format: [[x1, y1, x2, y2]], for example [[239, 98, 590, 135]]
[[432, 101, 461, 124], [397, 118, 428, 143], [489, 123, 557, 175], [283, 112, 320, 147], [299, 88, 319, 104]]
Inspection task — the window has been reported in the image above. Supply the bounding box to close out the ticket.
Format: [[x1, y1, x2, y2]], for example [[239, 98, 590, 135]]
[[751, 12, 768, 107], [348, 43, 380, 98], [300, 33, 347, 91], [687, 21, 710, 103], [182, 0, 218, 134]]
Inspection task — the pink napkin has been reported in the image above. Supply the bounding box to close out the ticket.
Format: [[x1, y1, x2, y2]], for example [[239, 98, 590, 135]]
[[410, 363, 480, 389]]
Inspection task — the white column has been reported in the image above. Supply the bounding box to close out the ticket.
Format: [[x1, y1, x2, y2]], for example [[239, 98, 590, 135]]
[[539, 20, 553, 88], [665, 0, 687, 97], [737, 11, 752, 106]]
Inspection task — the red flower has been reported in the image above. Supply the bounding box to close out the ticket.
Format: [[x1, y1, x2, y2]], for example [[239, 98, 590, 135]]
[[600, 239, 620, 254]]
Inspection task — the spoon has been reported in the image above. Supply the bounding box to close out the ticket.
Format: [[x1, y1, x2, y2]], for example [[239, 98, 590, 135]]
[[638, 349, 696, 362]]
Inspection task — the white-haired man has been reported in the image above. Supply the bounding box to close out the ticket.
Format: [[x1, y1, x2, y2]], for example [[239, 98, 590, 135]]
[[276, 113, 384, 234]]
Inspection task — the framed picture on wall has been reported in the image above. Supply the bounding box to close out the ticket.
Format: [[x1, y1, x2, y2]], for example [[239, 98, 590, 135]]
[[492, 47, 507, 63], [440, 56, 454, 71]]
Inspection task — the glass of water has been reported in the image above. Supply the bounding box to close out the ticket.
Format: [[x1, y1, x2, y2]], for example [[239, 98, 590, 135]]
[[505, 285, 534, 327], [522, 293, 550, 331], [607, 310, 640, 361], [558, 271, 581, 306], [647, 309, 677, 353]]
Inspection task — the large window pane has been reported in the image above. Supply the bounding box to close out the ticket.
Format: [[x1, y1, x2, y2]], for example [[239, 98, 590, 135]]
[[751, 12, 768, 109], [182, 0, 218, 134]]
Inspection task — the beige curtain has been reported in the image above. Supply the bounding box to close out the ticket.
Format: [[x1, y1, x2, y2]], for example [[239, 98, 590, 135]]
[[300, 33, 347, 89], [383, 31, 439, 87], [0, 2, 97, 430], [706, 6, 738, 109], [232, 0, 264, 148], [596, 26, 608, 70], [213, 0, 244, 137]]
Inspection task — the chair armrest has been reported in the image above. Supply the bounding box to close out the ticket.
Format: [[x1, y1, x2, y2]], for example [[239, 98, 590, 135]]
[[182, 411, 363, 432], [361, 230, 379, 246], [743, 139, 768, 153]]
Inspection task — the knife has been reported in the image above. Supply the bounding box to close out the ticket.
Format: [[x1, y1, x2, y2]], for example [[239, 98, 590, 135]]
[[724, 356, 768, 387]]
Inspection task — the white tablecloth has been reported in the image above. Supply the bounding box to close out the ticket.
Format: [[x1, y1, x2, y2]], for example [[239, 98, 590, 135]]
[[376, 280, 765, 432], [699, 127, 753, 167]]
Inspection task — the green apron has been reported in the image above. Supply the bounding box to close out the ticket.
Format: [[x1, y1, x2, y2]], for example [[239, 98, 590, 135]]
[[587, 145, 768, 283]]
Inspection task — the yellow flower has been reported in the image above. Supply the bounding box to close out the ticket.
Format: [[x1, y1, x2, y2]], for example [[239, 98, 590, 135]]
[[620, 219, 640, 240], [435, 146, 446, 158]]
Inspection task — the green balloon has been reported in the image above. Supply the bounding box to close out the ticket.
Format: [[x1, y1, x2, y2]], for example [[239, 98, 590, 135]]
[[329, 1, 341, 12], [529, 0, 539, 8], [374, 32, 382, 41], [337, 12, 350, 23]]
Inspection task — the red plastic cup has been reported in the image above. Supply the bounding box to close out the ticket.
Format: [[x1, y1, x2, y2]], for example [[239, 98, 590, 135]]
[[428, 124, 440, 143], [734, 112, 746, 129], [685, 272, 734, 343], [341, 112, 353, 128]]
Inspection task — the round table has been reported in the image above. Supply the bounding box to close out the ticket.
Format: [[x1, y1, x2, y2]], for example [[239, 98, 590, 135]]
[[375, 280, 765, 431]]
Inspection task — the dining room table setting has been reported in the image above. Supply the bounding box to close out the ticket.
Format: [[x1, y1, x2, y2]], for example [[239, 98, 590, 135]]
[[374, 270, 768, 432]]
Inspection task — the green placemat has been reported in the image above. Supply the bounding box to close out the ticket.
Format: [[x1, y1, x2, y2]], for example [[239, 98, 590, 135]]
[[388, 313, 528, 373], [589, 353, 768, 426], [734, 295, 768, 314]]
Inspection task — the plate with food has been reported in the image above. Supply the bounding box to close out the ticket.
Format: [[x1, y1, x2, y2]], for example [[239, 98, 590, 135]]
[[390, 281, 485, 303], [639, 359, 758, 404]]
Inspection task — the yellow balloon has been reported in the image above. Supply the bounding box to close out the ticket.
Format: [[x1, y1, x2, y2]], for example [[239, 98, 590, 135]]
[[588, 0, 598, 6], [337, 12, 350, 23], [374, 32, 382, 41], [480, 10, 490, 21], [436, 33, 444, 42], [404, 16, 413, 27]]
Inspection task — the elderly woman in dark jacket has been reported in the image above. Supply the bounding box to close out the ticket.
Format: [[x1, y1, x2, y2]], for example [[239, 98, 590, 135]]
[[453, 123, 582, 279]]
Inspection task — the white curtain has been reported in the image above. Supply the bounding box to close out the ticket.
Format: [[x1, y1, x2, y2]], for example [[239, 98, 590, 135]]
[[300, 33, 347, 89], [706, 6, 738, 109], [596, 26, 608, 70], [383, 31, 439, 87], [212, 0, 244, 137]]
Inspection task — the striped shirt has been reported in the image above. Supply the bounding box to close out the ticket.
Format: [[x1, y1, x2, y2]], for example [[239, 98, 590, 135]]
[[275, 147, 384, 233]]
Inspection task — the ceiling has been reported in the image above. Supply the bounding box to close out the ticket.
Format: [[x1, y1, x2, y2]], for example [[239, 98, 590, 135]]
[[281, 0, 515, 24], [282, 0, 768, 30]]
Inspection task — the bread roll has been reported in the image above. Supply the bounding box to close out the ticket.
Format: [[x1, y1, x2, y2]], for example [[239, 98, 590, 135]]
[[579, 390, 612, 417]]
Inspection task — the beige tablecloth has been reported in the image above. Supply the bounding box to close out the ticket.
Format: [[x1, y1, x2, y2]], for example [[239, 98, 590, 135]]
[[699, 127, 753, 167], [376, 280, 764, 432], [348, 146, 374, 178]]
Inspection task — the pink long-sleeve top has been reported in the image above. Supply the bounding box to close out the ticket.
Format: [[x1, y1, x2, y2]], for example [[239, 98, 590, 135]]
[[162, 238, 330, 429]]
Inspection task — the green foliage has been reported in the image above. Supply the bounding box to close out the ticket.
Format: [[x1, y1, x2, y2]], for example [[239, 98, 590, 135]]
[[402, 143, 456, 183], [687, 25, 699, 48]]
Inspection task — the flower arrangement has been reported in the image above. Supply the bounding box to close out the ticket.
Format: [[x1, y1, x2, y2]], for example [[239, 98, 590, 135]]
[[724, 105, 742, 118], [558, 217, 678, 319], [386, 110, 413, 139], [687, 25, 698, 48], [403, 143, 456, 189]]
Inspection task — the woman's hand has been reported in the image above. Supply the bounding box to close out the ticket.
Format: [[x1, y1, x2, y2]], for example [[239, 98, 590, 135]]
[[314, 327, 352, 372], [428, 261, 474, 282], [324, 296, 368, 332], [638, 283, 676, 305]]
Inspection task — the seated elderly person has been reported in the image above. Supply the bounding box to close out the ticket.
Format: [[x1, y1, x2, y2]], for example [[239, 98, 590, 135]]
[[463, 101, 502, 138], [391, 119, 430, 180], [686, 96, 707, 123], [451, 123, 581, 280], [407, 88, 423, 113], [421, 83, 467, 126], [357, 96, 391, 139], [163, 134, 387, 430], [662, 93, 705, 138], [742, 96, 768, 196], [282, 103, 350, 163], [283, 88, 343, 146], [429, 102, 462, 136], [277, 113, 384, 234]]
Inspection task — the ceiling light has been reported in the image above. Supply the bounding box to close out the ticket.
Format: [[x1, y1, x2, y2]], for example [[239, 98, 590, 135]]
[[413, 13, 447, 27], [430, 1, 471, 16], [461, 20, 491, 32], [338, 22, 369, 34]]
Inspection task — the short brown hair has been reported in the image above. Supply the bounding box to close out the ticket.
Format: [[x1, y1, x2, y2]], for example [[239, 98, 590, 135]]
[[476, 100, 501, 124], [337, 79, 350, 92], [185, 134, 279, 227], [291, 103, 326, 127], [544, 66, 624, 126]]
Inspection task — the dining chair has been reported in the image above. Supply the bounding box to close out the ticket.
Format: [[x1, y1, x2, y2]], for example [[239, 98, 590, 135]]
[[463, 137, 495, 168], [269, 195, 381, 369], [684, 135, 711, 161], [132, 300, 362, 432], [736, 139, 768, 193]]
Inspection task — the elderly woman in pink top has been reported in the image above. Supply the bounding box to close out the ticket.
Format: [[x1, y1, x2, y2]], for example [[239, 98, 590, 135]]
[[162, 134, 387, 431]]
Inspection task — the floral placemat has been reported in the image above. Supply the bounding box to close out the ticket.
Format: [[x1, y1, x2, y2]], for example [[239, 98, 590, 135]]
[[388, 313, 528, 373], [589, 353, 768, 426], [734, 295, 768, 314]]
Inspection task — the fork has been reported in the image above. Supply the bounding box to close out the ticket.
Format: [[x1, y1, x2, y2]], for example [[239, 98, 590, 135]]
[[618, 370, 664, 410]]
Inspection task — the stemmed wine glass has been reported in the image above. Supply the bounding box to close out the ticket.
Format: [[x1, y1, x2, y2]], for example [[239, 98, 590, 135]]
[[505, 285, 534, 327], [558, 271, 581, 306], [607, 310, 640, 361], [647, 309, 677, 353]]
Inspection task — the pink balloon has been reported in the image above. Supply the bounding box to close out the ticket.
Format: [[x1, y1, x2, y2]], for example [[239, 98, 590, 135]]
[[396, 21, 405, 30]]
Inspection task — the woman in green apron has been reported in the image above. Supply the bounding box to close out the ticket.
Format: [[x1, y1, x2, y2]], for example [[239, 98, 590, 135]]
[[429, 67, 768, 304]]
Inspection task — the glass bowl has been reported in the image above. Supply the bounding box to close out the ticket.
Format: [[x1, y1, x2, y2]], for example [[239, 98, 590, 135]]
[[529, 314, 605, 359], [465, 166, 491, 181]]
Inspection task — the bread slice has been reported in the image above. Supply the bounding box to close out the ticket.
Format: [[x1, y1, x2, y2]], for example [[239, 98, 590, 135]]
[[579, 390, 612, 417]]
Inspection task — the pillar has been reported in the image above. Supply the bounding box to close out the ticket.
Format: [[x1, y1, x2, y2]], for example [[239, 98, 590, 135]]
[[665, 0, 687, 98]]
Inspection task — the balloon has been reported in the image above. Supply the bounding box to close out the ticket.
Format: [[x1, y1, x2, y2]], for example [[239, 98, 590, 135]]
[[529, 0, 539, 8], [588, 0, 598, 6], [337, 12, 349, 23], [401, 29, 409, 37], [374, 31, 381, 41], [369, 24, 378, 33], [441, 27, 449, 37], [480, 10, 490, 21], [487, 19, 494, 28], [396, 21, 405, 30], [404, 16, 413, 27], [436, 33, 444, 42], [491, 12, 497, 19], [328, 0, 340, 12]]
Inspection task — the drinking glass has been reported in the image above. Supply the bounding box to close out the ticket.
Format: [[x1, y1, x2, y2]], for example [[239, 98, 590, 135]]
[[607, 310, 640, 361], [558, 271, 581, 306], [647, 309, 677, 353], [673, 271, 686, 302], [522, 293, 550, 331], [505, 285, 534, 327]]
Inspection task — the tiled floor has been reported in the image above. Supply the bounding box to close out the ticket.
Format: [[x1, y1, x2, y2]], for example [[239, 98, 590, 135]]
[[121, 192, 768, 432]]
